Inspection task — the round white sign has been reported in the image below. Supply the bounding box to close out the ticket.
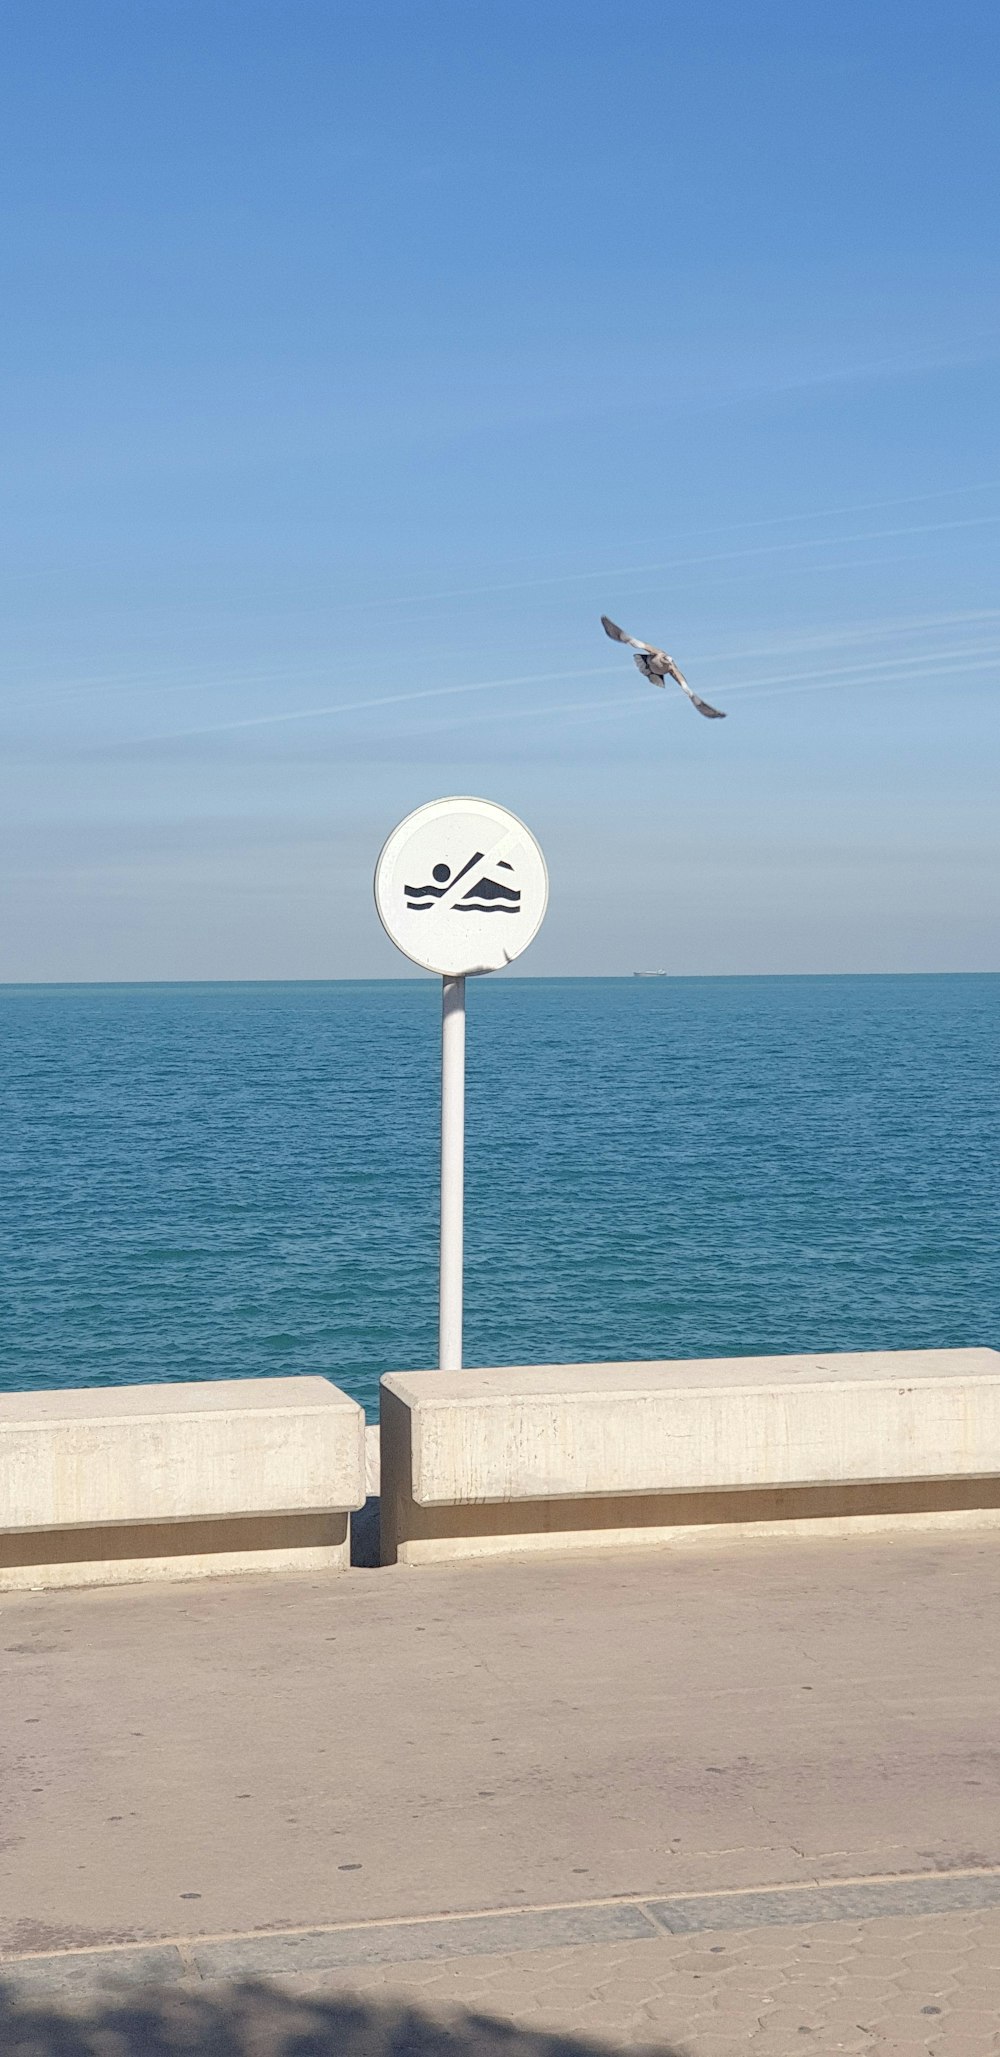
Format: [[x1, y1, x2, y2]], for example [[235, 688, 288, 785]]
[[374, 797, 548, 976]]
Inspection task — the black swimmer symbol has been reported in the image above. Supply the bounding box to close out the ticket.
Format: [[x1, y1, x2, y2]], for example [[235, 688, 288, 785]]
[[405, 852, 521, 915]]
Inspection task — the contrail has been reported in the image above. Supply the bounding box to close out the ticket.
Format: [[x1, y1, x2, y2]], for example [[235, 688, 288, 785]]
[[380, 512, 1000, 610], [720, 639, 1000, 697], [497, 649, 1000, 737], [8, 560, 998, 712], [0, 662, 340, 711], [686, 609, 1000, 667], [5, 478, 997, 715], [375, 480, 1000, 610], [21, 603, 996, 713], [246, 644, 1000, 749], [453, 645, 1000, 733], [741, 650, 1000, 706], [146, 664, 623, 743], [139, 624, 1000, 746]]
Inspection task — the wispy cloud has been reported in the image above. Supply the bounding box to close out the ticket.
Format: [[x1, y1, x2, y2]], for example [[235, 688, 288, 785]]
[[5, 484, 997, 712], [124, 640, 1000, 770], [720, 639, 1000, 697], [739, 649, 1000, 706], [139, 617, 1000, 746], [419, 646, 1000, 736], [381, 512, 1000, 612], [145, 664, 623, 743]]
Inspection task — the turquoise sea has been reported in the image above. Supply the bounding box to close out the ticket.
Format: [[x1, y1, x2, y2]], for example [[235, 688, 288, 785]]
[[1, 977, 996, 1418]]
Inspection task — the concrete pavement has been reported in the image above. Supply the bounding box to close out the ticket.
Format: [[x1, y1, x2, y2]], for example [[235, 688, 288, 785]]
[[3, 1530, 1000, 2050]]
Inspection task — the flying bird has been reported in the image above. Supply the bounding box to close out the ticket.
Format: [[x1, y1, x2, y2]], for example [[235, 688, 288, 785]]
[[601, 616, 726, 719]]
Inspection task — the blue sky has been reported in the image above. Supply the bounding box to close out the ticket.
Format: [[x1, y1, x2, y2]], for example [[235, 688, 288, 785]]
[[2, 0, 998, 978]]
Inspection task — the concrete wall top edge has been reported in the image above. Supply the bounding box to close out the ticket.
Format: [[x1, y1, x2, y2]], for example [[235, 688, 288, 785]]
[[0, 1376, 363, 1426], [382, 1350, 1000, 1407]]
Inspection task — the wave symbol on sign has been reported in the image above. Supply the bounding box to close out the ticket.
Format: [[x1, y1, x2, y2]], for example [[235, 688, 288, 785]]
[[405, 854, 521, 915]]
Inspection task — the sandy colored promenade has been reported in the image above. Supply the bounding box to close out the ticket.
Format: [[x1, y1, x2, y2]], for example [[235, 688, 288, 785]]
[[3, 1532, 1000, 2054]]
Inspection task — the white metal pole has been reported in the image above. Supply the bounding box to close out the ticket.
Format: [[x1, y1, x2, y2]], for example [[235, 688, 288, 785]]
[[439, 974, 466, 1370]]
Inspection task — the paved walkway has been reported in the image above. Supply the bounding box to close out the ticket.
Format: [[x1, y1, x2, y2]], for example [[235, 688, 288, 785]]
[[284, 1904, 1000, 2055], [3, 1531, 1000, 2051]]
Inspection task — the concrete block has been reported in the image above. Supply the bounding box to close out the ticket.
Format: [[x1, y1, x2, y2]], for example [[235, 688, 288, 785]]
[[380, 1350, 1000, 1564], [0, 1376, 366, 1588]]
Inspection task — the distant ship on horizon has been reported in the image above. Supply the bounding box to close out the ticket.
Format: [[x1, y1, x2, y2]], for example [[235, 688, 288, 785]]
[[633, 970, 668, 979]]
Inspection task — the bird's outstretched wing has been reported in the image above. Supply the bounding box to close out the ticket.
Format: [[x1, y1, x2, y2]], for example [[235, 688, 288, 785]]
[[601, 615, 657, 657], [679, 680, 727, 719], [663, 653, 726, 716]]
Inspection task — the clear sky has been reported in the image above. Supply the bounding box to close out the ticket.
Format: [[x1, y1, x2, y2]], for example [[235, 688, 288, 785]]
[[2, 0, 998, 979]]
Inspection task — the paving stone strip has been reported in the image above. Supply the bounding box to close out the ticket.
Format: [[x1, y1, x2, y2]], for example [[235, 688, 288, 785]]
[[4, 1867, 1000, 1999]]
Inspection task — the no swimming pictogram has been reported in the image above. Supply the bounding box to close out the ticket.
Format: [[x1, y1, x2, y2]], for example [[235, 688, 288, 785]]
[[404, 852, 521, 915], [374, 797, 547, 977]]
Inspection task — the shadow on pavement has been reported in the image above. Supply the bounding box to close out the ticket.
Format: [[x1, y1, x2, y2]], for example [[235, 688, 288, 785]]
[[0, 1979, 685, 2055]]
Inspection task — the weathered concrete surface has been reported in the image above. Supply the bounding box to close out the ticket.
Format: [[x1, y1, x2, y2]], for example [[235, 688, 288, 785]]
[[3, 1530, 1000, 1959], [0, 1376, 366, 1588], [381, 1351, 1000, 1563]]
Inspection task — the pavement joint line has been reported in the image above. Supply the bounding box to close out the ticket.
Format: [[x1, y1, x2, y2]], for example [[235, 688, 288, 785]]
[[6, 1864, 1000, 1974], [0, 1898, 656, 1964]]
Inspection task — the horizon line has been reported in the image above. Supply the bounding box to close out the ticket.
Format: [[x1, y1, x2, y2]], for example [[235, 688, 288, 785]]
[[2, 970, 998, 991]]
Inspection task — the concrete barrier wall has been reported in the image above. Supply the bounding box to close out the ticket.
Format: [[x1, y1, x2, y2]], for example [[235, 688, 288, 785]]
[[0, 1376, 366, 1588], [9, 1354, 1000, 1585], [380, 1350, 1000, 1564]]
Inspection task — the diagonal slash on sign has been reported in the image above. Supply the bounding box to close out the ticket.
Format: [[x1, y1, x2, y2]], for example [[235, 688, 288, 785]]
[[439, 831, 521, 910]]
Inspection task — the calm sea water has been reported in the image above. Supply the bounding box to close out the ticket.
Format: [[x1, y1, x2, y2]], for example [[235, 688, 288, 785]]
[[1, 977, 996, 1417]]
